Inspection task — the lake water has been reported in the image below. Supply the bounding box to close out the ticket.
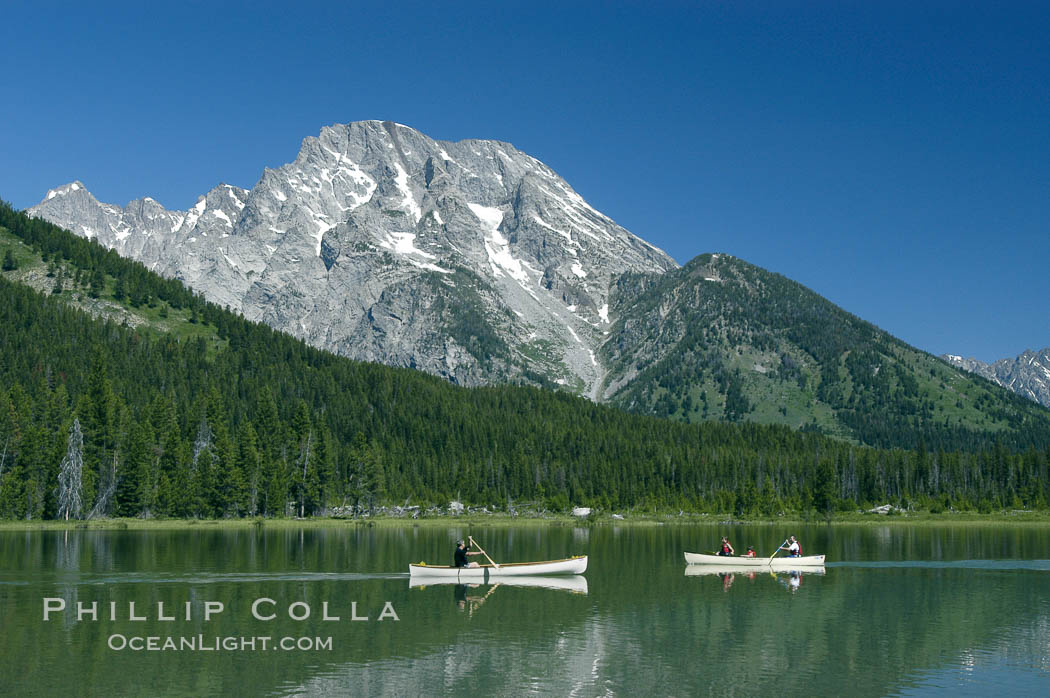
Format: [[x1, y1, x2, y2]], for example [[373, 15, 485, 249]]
[[1, 523, 1048, 696]]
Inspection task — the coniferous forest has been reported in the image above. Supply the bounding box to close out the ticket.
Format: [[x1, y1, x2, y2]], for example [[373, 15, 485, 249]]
[[2, 200, 1049, 520]]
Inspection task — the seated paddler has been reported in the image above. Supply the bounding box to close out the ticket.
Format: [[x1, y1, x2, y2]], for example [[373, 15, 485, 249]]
[[454, 539, 482, 568]]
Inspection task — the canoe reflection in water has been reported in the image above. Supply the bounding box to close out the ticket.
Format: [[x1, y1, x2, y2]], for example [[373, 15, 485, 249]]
[[409, 575, 589, 594], [409, 575, 589, 616], [684, 564, 825, 593]]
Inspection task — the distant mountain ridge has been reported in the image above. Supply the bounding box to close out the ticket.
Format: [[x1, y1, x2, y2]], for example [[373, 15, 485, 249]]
[[24, 120, 1050, 450], [942, 349, 1050, 409], [30, 121, 676, 393]]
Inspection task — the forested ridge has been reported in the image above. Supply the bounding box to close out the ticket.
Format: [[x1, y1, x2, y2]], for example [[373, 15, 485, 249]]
[[604, 253, 1050, 451], [1, 201, 1048, 520]]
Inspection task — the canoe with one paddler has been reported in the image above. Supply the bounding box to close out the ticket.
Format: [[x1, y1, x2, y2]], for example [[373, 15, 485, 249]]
[[409, 556, 588, 578], [683, 552, 826, 567]]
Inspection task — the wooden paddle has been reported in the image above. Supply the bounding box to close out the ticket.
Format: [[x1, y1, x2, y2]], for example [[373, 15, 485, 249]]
[[469, 582, 501, 618], [767, 539, 787, 565], [469, 535, 500, 569]]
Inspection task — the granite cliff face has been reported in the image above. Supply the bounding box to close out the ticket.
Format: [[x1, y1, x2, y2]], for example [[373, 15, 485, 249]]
[[30, 121, 677, 392], [943, 349, 1050, 408]]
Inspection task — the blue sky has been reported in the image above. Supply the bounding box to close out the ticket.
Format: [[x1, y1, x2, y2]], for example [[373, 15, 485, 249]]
[[2, 1, 1046, 362]]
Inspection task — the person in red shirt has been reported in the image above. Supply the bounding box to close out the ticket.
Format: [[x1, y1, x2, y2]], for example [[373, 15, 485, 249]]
[[743, 545, 756, 557], [718, 536, 735, 556]]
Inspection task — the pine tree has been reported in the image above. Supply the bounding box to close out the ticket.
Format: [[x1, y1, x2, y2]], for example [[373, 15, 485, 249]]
[[314, 423, 337, 512], [168, 441, 193, 517], [116, 420, 150, 517], [151, 397, 181, 517], [812, 459, 837, 520], [735, 477, 758, 517], [211, 425, 239, 516], [22, 424, 50, 519], [291, 400, 318, 517], [1, 249, 16, 271], [89, 270, 104, 298], [349, 432, 385, 513], [237, 423, 261, 516], [0, 386, 28, 518], [255, 388, 288, 516], [265, 449, 289, 517], [81, 354, 118, 506]]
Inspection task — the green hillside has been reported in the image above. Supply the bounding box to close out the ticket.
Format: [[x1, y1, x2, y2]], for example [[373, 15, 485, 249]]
[[602, 253, 1050, 451], [1, 202, 1048, 520]]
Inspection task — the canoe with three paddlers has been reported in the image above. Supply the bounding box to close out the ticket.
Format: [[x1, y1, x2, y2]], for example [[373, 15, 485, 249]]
[[684, 564, 825, 577], [683, 552, 826, 566], [409, 556, 588, 578]]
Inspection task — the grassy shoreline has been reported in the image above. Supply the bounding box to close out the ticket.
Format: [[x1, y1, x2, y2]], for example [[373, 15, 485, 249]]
[[1, 510, 1049, 531]]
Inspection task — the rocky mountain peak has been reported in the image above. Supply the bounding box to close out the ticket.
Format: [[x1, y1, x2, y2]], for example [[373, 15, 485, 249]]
[[29, 120, 678, 393], [942, 348, 1050, 408]]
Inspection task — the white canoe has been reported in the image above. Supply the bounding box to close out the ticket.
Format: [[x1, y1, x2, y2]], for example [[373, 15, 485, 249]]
[[683, 552, 826, 566], [409, 556, 587, 578], [409, 575, 589, 594], [685, 564, 825, 577]]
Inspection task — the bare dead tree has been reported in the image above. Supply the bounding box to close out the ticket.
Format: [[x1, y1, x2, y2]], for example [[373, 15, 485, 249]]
[[248, 475, 259, 517], [140, 451, 162, 519], [192, 416, 213, 470], [299, 430, 312, 517], [88, 450, 119, 519], [0, 436, 9, 483], [57, 418, 84, 521], [248, 446, 260, 516]]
